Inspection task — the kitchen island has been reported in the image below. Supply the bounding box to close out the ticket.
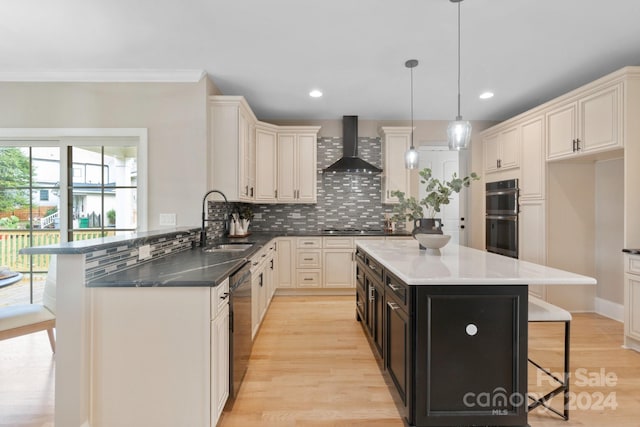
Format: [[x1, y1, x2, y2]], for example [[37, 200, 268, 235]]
[[354, 239, 596, 427]]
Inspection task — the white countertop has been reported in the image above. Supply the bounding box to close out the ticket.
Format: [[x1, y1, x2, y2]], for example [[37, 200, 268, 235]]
[[355, 239, 597, 286]]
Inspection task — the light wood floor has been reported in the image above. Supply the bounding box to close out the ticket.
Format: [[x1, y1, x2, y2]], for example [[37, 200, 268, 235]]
[[2, 296, 640, 426]]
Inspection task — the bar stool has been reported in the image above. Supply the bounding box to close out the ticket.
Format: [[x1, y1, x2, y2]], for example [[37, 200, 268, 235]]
[[528, 295, 571, 420]]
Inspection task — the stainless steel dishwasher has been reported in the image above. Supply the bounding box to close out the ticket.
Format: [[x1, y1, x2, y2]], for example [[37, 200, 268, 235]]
[[227, 260, 252, 405]]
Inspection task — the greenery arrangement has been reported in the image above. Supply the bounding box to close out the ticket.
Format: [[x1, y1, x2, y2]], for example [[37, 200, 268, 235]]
[[391, 168, 479, 222]]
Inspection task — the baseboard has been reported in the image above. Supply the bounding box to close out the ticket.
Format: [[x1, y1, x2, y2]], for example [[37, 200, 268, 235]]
[[594, 297, 624, 322]]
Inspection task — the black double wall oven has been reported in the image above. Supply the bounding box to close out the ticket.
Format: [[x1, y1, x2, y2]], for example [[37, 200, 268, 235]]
[[485, 179, 519, 258]]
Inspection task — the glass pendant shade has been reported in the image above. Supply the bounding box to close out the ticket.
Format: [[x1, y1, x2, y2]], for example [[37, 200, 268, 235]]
[[405, 146, 419, 169], [447, 119, 472, 150]]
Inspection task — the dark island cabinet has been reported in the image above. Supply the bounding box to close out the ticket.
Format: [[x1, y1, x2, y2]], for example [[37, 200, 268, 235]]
[[356, 247, 529, 427], [355, 248, 384, 358]]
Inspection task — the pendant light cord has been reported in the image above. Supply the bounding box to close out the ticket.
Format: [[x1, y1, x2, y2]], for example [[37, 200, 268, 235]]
[[456, 0, 462, 120], [410, 64, 415, 149]]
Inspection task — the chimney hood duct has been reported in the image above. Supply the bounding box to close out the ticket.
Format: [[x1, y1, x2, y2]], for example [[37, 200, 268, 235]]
[[323, 115, 383, 174]]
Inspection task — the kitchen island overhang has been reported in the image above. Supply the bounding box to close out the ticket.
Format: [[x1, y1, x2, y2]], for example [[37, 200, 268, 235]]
[[354, 239, 596, 427]]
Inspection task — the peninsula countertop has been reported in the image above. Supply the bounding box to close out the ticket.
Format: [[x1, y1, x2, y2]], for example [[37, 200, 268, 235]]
[[355, 239, 597, 286]]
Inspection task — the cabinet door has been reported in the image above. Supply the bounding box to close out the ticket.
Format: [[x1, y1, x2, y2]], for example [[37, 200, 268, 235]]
[[520, 117, 545, 199], [381, 130, 411, 203], [625, 274, 640, 341], [385, 294, 409, 408], [546, 102, 577, 160], [580, 83, 622, 153], [296, 134, 317, 202], [255, 128, 277, 202], [276, 238, 294, 288], [277, 133, 297, 202], [251, 272, 262, 339], [238, 110, 252, 201], [323, 249, 354, 288], [483, 133, 499, 173], [211, 304, 229, 424], [519, 201, 546, 299], [498, 126, 520, 170], [414, 285, 528, 426]]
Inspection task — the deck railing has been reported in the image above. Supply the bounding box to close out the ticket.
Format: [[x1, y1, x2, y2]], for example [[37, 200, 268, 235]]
[[0, 230, 115, 271]]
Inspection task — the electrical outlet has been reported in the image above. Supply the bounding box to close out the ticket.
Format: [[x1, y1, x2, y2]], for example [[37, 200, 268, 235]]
[[159, 213, 176, 226], [138, 244, 151, 260]]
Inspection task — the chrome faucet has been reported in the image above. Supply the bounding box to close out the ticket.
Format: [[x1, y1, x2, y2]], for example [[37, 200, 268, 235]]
[[201, 189, 229, 247]]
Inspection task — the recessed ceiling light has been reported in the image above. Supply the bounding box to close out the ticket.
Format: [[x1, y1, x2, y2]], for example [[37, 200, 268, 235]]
[[479, 91, 494, 100], [309, 89, 323, 98]]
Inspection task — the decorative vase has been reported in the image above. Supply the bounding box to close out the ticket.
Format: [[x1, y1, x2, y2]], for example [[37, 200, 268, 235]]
[[412, 218, 443, 237], [413, 218, 449, 253]]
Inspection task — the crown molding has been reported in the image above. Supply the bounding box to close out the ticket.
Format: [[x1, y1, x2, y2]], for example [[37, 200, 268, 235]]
[[0, 69, 207, 83]]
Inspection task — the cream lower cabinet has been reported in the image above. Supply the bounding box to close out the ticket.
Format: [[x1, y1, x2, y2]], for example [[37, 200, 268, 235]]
[[90, 285, 228, 427], [323, 237, 355, 288], [211, 302, 230, 423], [251, 241, 276, 338], [624, 254, 640, 351], [296, 237, 323, 288], [276, 237, 294, 288]]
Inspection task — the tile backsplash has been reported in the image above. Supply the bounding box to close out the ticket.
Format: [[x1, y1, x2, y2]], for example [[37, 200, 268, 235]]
[[208, 136, 397, 234]]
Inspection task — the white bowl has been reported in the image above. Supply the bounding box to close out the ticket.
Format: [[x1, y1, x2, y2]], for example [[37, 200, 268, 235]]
[[414, 233, 451, 251]]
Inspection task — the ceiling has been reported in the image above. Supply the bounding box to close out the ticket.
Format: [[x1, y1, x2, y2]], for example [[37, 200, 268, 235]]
[[2, 0, 640, 122]]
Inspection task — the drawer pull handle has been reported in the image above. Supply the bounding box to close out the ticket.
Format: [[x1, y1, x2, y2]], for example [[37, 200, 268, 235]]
[[304, 258, 313, 261], [303, 278, 313, 281], [388, 283, 400, 291], [304, 242, 314, 245], [219, 292, 230, 300], [387, 301, 400, 311]]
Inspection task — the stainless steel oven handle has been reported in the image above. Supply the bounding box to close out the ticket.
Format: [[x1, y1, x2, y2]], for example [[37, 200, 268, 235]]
[[486, 215, 518, 221], [486, 189, 518, 196]]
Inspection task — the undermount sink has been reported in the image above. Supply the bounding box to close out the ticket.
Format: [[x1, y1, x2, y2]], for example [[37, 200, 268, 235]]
[[203, 243, 255, 253]]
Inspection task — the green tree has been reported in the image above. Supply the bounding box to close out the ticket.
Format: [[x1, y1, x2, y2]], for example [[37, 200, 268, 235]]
[[0, 147, 30, 212]]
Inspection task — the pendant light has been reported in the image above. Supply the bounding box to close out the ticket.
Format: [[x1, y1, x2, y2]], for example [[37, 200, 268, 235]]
[[447, 0, 472, 151], [405, 59, 419, 169]]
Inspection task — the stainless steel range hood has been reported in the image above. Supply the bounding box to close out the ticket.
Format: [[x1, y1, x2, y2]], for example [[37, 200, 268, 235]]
[[323, 116, 382, 174]]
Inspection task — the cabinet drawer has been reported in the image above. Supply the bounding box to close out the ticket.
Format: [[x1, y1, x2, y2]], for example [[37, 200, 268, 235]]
[[627, 254, 640, 275], [212, 278, 230, 319], [297, 237, 322, 248], [323, 236, 354, 249], [297, 270, 321, 288], [386, 273, 408, 310], [366, 256, 383, 282], [297, 250, 321, 268]]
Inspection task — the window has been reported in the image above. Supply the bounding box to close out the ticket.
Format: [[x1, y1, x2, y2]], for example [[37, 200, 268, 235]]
[[0, 129, 147, 306]]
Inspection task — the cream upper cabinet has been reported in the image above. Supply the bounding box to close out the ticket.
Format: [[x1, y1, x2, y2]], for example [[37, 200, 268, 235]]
[[483, 126, 520, 174], [276, 128, 319, 203], [546, 82, 622, 161], [255, 124, 278, 202], [379, 127, 412, 204], [519, 116, 545, 200], [209, 96, 257, 202]]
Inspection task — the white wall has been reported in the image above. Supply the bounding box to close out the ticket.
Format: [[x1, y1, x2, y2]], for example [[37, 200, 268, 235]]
[[0, 79, 219, 229]]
